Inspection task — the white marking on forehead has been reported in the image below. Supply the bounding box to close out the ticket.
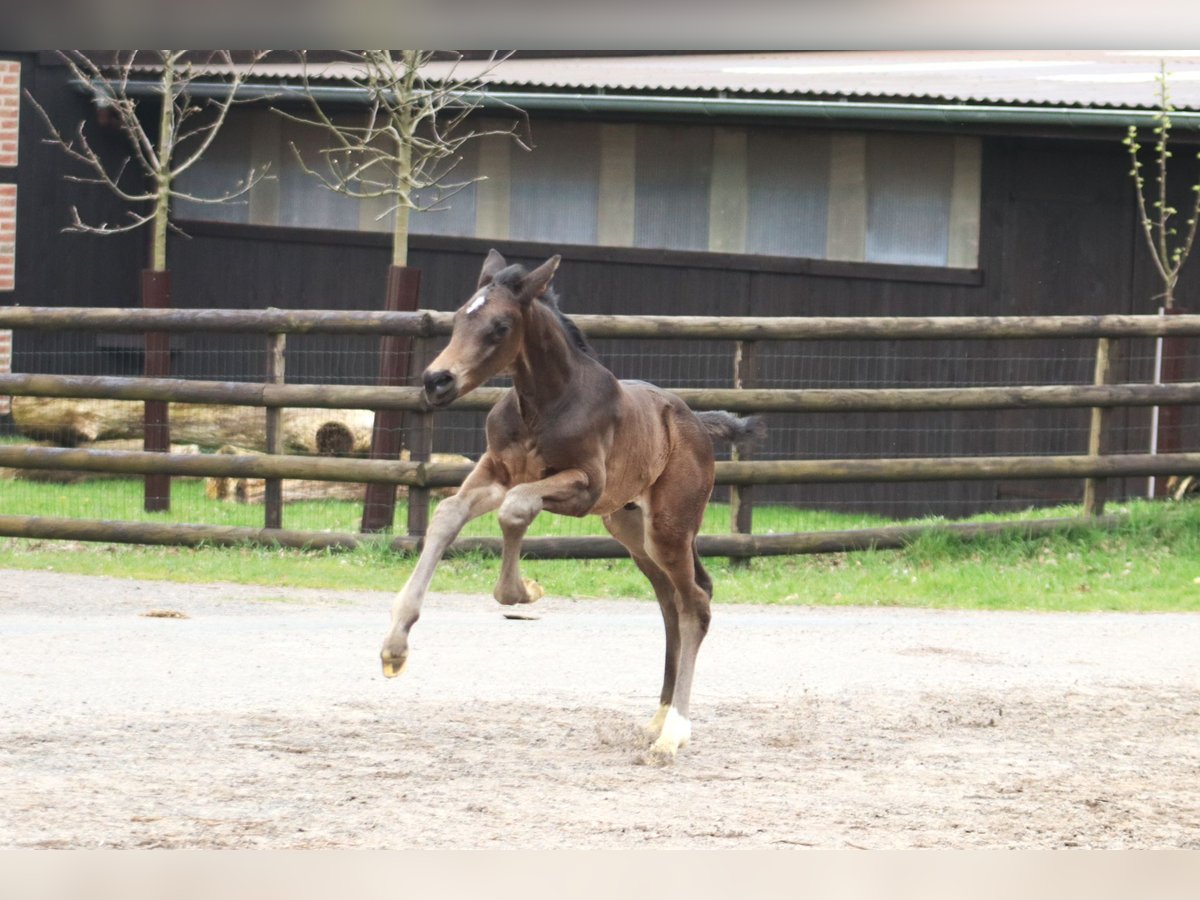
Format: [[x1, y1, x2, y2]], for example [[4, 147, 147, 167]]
[[465, 291, 488, 316]]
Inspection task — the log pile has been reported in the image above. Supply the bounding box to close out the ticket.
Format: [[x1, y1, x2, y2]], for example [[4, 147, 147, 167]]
[[10, 397, 375, 455], [8, 398, 475, 505]]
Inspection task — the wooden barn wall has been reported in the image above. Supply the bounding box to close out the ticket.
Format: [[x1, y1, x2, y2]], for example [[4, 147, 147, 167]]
[[12, 91, 1200, 515]]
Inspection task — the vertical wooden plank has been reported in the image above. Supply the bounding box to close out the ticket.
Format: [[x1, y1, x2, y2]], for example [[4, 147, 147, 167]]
[[263, 332, 286, 530], [729, 339, 757, 566], [248, 114, 282, 226], [826, 133, 867, 262], [708, 126, 747, 254], [362, 265, 421, 533], [597, 124, 636, 247], [947, 136, 983, 269], [475, 132, 511, 239], [141, 269, 170, 512], [1083, 337, 1113, 517]]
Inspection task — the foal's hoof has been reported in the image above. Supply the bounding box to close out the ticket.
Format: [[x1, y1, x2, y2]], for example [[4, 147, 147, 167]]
[[638, 745, 678, 768], [637, 707, 690, 764], [380, 652, 408, 679], [381, 659, 406, 678], [495, 578, 545, 606]]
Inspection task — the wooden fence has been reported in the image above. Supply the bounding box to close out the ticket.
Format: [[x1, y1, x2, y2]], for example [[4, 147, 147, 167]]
[[2, 307, 1199, 558]]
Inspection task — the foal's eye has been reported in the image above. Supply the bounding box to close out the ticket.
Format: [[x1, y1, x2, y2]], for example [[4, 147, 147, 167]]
[[488, 321, 511, 342]]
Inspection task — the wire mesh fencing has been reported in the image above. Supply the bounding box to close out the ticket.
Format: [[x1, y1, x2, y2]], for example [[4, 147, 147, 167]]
[[2, 318, 1199, 544]]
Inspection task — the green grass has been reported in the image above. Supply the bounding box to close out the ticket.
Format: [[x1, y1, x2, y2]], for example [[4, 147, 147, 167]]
[[0, 476, 890, 536], [1, 471, 1199, 611]]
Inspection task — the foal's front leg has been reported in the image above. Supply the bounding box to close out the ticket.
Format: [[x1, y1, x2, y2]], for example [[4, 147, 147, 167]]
[[493, 468, 597, 606], [381, 461, 505, 677]]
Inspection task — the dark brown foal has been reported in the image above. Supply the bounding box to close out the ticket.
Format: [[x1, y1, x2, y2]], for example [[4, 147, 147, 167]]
[[381, 249, 761, 760]]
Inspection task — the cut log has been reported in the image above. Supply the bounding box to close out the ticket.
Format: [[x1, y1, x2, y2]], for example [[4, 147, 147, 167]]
[[11, 397, 376, 455], [233, 478, 366, 505]]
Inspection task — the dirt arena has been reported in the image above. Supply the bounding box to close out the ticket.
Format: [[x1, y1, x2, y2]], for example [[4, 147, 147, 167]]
[[1, 568, 1198, 849]]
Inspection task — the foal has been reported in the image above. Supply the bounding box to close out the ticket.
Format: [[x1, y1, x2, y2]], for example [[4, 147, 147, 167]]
[[381, 250, 761, 760]]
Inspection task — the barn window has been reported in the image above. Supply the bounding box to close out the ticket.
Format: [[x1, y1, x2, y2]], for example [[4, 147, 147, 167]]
[[632, 124, 713, 252], [865, 134, 955, 266], [176, 110, 982, 271], [509, 121, 601, 246], [745, 129, 831, 258]]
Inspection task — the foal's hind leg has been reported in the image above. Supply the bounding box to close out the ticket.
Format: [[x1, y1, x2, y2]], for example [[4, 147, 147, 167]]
[[602, 506, 680, 738], [644, 529, 712, 759], [639, 459, 715, 760]]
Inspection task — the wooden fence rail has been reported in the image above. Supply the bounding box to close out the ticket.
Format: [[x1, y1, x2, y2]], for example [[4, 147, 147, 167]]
[[3, 309, 1199, 558], [6, 308, 1200, 340], [0, 513, 1120, 559], [5, 372, 1200, 414], [4, 445, 1200, 488]]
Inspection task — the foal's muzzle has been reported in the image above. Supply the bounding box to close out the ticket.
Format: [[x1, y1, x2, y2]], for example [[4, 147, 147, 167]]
[[423, 369, 458, 407]]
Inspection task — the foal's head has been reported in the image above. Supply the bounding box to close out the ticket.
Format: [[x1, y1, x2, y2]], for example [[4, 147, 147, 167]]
[[422, 249, 560, 407]]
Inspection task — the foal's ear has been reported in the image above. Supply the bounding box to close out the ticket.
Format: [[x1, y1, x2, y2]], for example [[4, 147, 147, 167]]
[[519, 255, 561, 305], [478, 249, 507, 288]]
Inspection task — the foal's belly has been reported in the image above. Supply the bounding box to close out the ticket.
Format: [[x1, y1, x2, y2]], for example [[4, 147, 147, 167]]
[[485, 382, 674, 516]]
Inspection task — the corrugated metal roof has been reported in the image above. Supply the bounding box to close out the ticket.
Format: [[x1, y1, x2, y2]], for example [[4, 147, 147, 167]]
[[128, 50, 1200, 111], [423, 51, 1200, 111]]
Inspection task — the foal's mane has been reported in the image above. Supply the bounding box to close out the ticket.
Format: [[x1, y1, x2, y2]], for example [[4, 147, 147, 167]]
[[493, 264, 599, 360]]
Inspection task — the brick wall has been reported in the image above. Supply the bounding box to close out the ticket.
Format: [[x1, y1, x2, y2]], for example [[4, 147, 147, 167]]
[[0, 183, 11, 413], [0, 59, 17, 168], [0, 183, 13, 292], [1, 59, 16, 415]]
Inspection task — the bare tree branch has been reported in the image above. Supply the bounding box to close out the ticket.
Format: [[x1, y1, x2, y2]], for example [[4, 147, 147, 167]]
[[274, 49, 528, 265], [26, 49, 272, 251], [1124, 61, 1200, 309]]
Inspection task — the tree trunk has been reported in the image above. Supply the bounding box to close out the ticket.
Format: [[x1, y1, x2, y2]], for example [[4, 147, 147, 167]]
[[210, 476, 367, 505]]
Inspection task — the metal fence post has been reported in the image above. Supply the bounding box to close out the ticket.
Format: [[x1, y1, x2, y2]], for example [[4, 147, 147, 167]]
[[1083, 337, 1113, 517], [264, 332, 286, 530]]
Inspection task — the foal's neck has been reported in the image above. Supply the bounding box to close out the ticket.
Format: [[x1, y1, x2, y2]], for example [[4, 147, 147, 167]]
[[511, 299, 580, 418]]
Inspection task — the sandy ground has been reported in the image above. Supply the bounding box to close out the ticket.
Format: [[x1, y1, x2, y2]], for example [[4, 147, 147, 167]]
[[1, 567, 1198, 849]]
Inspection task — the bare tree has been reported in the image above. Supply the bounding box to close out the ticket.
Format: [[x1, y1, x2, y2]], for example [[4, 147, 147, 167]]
[[1124, 61, 1200, 310], [26, 50, 271, 513], [274, 50, 527, 533], [26, 50, 271, 269], [275, 50, 528, 266]]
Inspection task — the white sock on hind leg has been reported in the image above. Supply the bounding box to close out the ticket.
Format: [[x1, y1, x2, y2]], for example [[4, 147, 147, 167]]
[[651, 706, 691, 753]]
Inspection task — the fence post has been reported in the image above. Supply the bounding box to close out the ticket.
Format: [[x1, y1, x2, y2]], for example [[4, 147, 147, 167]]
[[729, 339, 757, 566], [141, 270, 171, 512], [263, 332, 286, 530], [1083, 337, 1113, 517], [362, 266, 422, 533], [406, 335, 434, 542]]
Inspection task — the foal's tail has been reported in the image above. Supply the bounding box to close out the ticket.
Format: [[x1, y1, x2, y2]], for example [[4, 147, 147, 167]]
[[696, 411, 766, 450]]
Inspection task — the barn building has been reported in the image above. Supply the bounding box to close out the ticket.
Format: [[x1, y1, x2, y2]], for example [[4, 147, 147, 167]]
[[3, 51, 1199, 518]]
